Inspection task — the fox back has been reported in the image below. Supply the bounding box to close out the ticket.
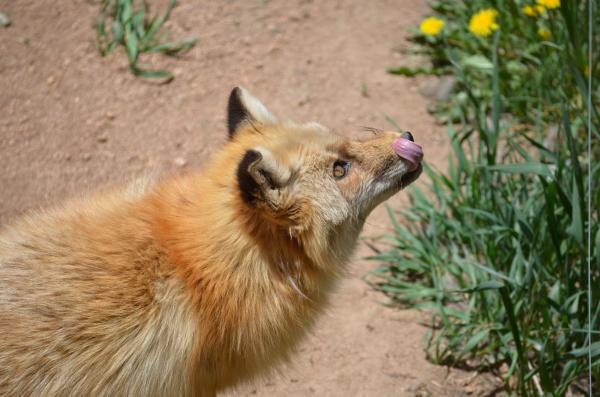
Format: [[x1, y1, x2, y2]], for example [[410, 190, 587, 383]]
[[0, 87, 423, 396]]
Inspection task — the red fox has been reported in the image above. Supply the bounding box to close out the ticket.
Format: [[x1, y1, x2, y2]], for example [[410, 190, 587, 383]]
[[0, 87, 423, 396]]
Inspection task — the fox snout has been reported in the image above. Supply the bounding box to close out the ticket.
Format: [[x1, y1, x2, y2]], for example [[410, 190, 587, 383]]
[[348, 129, 423, 182]]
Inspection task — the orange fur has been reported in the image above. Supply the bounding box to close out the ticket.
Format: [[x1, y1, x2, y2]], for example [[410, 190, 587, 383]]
[[0, 88, 422, 396]]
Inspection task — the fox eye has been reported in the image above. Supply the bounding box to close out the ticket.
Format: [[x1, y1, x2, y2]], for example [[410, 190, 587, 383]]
[[332, 160, 351, 180]]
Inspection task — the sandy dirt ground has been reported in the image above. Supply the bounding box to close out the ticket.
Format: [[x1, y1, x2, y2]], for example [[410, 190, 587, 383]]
[[0, 1, 498, 395]]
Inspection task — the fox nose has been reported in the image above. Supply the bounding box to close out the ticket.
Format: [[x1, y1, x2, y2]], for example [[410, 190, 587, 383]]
[[403, 131, 414, 142]]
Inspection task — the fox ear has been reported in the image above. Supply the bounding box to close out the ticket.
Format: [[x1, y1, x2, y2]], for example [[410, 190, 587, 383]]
[[237, 147, 290, 206], [227, 87, 277, 138]]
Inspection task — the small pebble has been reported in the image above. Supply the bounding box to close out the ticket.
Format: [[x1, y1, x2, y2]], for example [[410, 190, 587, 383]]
[[419, 76, 456, 102], [0, 12, 10, 27], [174, 157, 187, 167]]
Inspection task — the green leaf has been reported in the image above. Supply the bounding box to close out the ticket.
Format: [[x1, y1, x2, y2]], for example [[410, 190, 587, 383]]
[[596, 229, 600, 267], [455, 280, 505, 293], [538, 342, 555, 392], [125, 31, 139, 64], [484, 163, 552, 177], [146, 38, 197, 54], [111, 20, 123, 45], [567, 176, 583, 244], [121, 0, 132, 22], [568, 341, 600, 358], [461, 55, 493, 72], [450, 131, 470, 174], [462, 329, 489, 353], [132, 68, 174, 82], [386, 66, 442, 77], [132, 11, 146, 41]]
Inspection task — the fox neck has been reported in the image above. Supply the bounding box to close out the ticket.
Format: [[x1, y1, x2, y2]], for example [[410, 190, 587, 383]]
[[148, 173, 359, 379]]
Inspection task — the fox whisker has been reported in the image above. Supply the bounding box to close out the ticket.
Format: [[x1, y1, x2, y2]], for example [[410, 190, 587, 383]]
[[361, 126, 383, 136]]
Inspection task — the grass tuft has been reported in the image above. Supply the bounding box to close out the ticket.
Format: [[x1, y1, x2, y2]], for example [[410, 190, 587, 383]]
[[96, 0, 197, 82], [370, 1, 599, 395]]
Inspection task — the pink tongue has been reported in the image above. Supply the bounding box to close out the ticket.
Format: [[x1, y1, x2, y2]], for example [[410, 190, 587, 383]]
[[392, 138, 424, 171]]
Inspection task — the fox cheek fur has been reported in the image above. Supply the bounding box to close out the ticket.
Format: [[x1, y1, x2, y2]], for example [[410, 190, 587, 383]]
[[0, 87, 423, 396]]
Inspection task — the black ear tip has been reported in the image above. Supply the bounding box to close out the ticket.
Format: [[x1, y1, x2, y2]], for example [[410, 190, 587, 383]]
[[228, 87, 243, 108], [228, 87, 247, 138], [230, 86, 242, 99]]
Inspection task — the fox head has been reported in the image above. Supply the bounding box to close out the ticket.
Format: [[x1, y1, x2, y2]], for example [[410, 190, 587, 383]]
[[206, 87, 423, 273]]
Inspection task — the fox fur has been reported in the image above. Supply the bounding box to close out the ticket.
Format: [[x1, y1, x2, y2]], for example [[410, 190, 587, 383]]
[[0, 87, 423, 396]]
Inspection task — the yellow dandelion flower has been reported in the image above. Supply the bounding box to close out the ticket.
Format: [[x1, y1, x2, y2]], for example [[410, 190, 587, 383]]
[[537, 0, 560, 9], [523, 4, 546, 16], [538, 28, 551, 40], [420, 17, 445, 37], [522, 5, 537, 16], [469, 8, 499, 37]]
